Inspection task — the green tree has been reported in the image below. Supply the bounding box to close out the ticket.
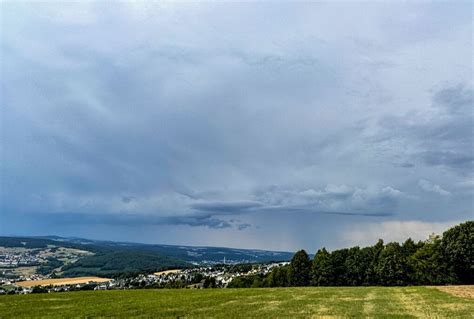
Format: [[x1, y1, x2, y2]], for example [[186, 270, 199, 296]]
[[289, 250, 312, 286], [31, 286, 48, 294], [362, 239, 384, 285], [251, 277, 263, 288], [344, 247, 365, 286], [400, 238, 420, 281], [330, 249, 349, 286], [203, 277, 217, 288], [311, 248, 333, 286], [440, 221, 474, 284], [376, 242, 408, 286], [409, 236, 456, 285], [265, 265, 290, 287]]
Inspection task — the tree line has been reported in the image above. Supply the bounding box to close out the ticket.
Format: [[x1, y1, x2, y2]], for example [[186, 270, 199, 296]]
[[228, 221, 473, 288]]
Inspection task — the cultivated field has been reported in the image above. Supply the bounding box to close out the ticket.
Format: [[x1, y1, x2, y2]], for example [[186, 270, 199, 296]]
[[15, 276, 111, 288], [0, 286, 473, 318], [154, 269, 181, 276]]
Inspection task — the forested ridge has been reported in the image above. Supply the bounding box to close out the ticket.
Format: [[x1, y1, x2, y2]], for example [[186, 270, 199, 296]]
[[229, 221, 473, 287]]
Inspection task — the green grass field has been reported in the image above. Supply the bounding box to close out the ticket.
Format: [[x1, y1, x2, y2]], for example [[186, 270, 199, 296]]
[[0, 287, 473, 318]]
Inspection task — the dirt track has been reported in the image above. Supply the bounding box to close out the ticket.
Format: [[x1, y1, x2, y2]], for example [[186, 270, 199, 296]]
[[434, 285, 474, 299]]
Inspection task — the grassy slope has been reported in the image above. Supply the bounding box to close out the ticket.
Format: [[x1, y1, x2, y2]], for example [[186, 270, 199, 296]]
[[0, 287, 473, 318]]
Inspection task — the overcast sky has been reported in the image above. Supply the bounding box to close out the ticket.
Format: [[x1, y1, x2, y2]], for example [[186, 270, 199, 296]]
[[1, 1, 472, 252]]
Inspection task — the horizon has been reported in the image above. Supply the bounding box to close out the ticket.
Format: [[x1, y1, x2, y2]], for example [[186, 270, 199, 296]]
[[0, 233, 296, 253], [1, 2, 473, 252], [0, 220, 462, 253]]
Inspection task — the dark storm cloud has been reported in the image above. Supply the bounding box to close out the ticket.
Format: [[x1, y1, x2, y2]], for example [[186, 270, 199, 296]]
[[371, 84, 473, 172], [191, 201, 262, 213], [419, 151, 473, 170], [1, 2, 472, 249], [251, 185, 404, 216], [23, 212, 233, 229], [434, 85, 473, 114]]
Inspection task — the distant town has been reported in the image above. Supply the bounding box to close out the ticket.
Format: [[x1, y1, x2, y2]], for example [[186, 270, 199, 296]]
[[1, 252, 288, 295], [0, 238, 290, 295]]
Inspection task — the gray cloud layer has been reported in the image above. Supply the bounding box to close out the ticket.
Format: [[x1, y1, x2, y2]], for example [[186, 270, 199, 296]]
[[1, 2, 472, 249]]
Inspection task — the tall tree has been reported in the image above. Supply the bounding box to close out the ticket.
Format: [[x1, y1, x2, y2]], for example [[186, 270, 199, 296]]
[[330, 248, 350, 286], [289, 250, 312, 286], [400, 238, 420, 281], [440, 221, 474, 284], [265, 266, 290, 287], [311, 248, 333, 286], [376, 242, 408, 286], [401, 238, 419, 256], [409, 236, 456, 285], [362, 239, 384, 285], [344, 247, 365, 286]]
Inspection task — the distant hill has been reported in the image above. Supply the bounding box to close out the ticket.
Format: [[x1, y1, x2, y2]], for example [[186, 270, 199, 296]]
[[31, 236, 295, 265], [0, 236, 294, 277]]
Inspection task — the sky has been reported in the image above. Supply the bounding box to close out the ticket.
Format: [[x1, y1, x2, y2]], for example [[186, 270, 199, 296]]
[[1, 1, 472, 252]]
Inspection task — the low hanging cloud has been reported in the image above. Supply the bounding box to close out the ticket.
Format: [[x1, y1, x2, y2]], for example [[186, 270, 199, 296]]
[[251, 185, 408, 216], [14, 183, 407, 233], [27, 211, 235, 229], [190, 201, 263, 213]]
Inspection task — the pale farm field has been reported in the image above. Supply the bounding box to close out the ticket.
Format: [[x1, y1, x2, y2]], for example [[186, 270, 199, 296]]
[[15, 276, 111, 287], [434, 285, 474, 299]]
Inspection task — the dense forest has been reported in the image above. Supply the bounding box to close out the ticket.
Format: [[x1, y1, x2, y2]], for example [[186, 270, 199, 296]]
[[229, 221, 473, 287], [61, 251, 188, 278]]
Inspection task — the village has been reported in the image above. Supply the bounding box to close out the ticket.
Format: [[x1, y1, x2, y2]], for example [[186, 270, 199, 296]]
[[0, 246, 93, 283], [0, 262, 289, 295]]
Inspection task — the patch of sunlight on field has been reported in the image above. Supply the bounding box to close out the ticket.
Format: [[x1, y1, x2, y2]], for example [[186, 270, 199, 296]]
[[15, 277, 111, 287], [0, 286, 473, 318]]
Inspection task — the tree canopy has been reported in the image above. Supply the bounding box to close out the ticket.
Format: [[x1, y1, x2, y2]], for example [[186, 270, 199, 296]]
[[229, 221, 473, 288]]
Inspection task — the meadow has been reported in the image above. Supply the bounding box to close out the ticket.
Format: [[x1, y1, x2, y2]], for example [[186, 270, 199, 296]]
[[0, 286, 473, 318]]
